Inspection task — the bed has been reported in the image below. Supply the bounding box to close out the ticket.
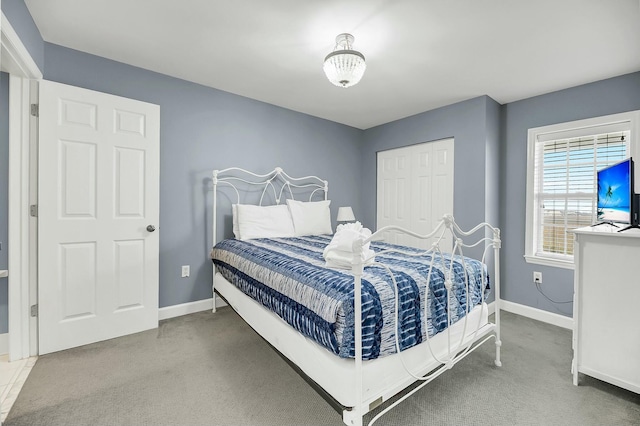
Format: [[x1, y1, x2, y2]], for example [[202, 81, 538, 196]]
[[210, 167, 502, 426]]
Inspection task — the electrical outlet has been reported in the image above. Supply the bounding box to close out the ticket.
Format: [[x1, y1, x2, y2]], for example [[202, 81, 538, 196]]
[[533, 271, 542, 284], [181, 265, 190, 278]]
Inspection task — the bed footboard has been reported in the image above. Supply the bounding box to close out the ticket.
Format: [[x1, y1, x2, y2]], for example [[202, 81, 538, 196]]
[[348, 214, 501, 426]]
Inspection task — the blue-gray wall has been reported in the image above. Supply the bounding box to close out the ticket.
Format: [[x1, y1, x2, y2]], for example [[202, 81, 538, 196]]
[[485, 96, 502, 234], [500, 72, 640, 317], [1, 0, 44, 72], [361, 96, 501, 237], [43, 43, 364, 308], [0, 72, 9, 333], [360, 95, 501, 288], [3, 0, 640, 325]]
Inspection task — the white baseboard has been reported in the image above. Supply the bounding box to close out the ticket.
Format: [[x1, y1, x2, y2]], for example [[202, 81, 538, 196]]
[[499, 300, 573, 330], [0, 333, 8, 355], [159, 297, 228, 321]]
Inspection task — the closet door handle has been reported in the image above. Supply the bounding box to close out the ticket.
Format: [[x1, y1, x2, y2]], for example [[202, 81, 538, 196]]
[[146, 225, 156, 232]]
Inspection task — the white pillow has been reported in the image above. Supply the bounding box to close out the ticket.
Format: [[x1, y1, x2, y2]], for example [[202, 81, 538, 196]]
[[286, 199, 332, 236], [236, 204, 295, 240], [232, 204, 241, 238]]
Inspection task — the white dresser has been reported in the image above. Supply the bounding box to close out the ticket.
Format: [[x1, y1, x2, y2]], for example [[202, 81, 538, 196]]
[[572, 225, 640, 393]]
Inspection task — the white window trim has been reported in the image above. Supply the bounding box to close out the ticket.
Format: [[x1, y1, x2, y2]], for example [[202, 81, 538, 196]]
[[525, 110, 640, 270]]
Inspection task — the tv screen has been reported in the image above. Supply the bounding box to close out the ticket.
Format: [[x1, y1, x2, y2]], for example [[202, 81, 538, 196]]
[[597, 158, 634, 224]]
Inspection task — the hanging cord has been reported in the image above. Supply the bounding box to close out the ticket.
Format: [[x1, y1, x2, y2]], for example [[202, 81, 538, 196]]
[[534, 282, 572, 316]]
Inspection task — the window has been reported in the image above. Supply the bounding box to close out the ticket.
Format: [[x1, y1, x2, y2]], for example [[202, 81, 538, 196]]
[[525, 112, 639, 269]]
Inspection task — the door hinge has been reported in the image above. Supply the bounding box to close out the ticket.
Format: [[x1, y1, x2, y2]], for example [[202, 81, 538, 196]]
[[30, 204, 38, 217], [30, 103, 39, 117], [30, 304, 38, 317]]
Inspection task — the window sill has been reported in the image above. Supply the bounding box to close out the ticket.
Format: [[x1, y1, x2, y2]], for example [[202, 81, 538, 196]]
[[524, 255, 575, 270]]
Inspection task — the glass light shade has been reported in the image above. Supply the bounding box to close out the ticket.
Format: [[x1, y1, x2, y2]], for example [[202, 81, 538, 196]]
[[323, 34, 366, 88], [337, 206, 356, 222]]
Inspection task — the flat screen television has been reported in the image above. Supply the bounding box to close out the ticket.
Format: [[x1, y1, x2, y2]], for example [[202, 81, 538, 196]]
[[596, 157, 635, 228]]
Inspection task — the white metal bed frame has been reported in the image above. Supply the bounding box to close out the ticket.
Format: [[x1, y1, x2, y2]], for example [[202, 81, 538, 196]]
[[211, 167, 502, 426]]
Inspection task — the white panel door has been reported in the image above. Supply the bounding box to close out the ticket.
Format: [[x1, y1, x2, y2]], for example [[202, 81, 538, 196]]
[[377, 147, 412, 245], [376, 139, 454, 250], [417, 139, 454, 251], [411, 143, 434, 249], [38, 80, 160, 354]]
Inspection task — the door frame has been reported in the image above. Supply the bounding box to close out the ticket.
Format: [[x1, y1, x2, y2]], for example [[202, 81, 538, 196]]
[[2, 11, 43, 360]]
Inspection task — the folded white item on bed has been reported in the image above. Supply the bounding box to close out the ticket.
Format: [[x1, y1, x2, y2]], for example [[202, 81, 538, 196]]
[[323, 221, 376, 269]]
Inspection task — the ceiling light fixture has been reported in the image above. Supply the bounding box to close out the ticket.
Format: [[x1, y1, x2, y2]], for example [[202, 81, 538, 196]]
[[323, 33, 366, 88]]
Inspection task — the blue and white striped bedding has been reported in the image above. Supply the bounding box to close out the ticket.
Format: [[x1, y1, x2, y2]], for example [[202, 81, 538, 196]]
[[211, 235, 489, 360]]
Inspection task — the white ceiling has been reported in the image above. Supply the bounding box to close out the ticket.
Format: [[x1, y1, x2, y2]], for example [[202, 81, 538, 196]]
[[24, 0, 640, 129]]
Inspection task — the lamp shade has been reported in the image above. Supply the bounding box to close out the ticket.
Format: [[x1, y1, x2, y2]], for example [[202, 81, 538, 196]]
[[323, 33, 366, 88], [337, 206, 355, 222]]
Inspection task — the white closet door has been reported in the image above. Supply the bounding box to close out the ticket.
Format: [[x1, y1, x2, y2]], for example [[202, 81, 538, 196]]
[[38, 80, 160, 354], [377, 147, 412, 245], [413, 139, 454, 251], [377, 139, 454, 250]]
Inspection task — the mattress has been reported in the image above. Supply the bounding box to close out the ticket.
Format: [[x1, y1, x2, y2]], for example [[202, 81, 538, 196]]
[[211, 235, 490, 360], [215, 271, 494, 408]]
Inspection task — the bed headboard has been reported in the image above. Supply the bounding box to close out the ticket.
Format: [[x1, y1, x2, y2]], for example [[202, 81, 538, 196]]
[[212, 167, 328, 244]]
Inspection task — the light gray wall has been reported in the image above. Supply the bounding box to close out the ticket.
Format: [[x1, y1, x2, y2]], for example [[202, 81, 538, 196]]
[[0, 72, 9, 333], [43, 43, 364, 308], [500, 71, 640, 317], [1, 0, 44, 72]]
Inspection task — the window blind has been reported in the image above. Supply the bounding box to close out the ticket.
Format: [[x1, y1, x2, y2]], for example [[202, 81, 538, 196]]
[[533, 131, 629, 259]]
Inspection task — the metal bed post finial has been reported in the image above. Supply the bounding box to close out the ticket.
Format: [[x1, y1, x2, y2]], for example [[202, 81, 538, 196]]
[[442, 214, 454, 229], [493, 228, 501, 249]]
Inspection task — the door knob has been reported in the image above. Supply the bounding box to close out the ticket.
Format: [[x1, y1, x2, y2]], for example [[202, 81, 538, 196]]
[[146, 225, 156, 232]]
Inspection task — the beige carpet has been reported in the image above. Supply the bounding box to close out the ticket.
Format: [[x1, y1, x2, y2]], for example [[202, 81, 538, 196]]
[[5, 308, 640, 425]]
